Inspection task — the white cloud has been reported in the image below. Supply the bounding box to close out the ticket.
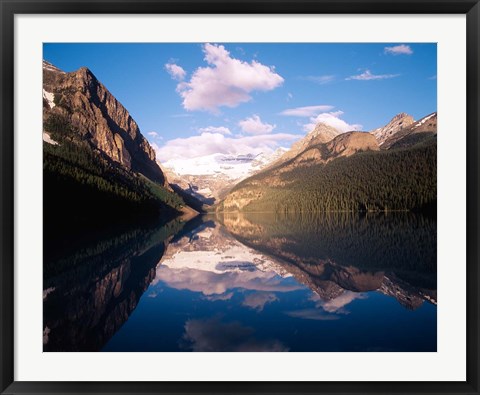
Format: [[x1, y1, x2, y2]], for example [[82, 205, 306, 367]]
[[306, 75, 335, 85], [286, 291, 368, 321], [181, 317, 288, 351], [198, 126, 232, 135], [384, 44, 413, 55], [238, 115, 276, 135], [165, 63, 186, 81], [312, 291, 368, 314], [346, 69, 400, 81], [154, 131, 300, 162], [281, 106, 361, 133], [242, 292, 278, 311], [153, 265, 303, 296], [176, 43, 284, 112], [148, 131, 159, 137], [303, 111, 362, 133], [280, 105, 334, 117]]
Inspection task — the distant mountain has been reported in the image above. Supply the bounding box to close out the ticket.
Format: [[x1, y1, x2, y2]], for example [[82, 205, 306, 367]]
[[220, 113, 437, 213], [264, 123, 341, 170], [378, 112, 437, 149], [162, 122, 343, 206], [370, 113, 415, 147], [43, 60, 195, 235], [162, 148, 287, 205], [370, 112, 437, 149], [251, 131, 379, 185], [290, 131, 379, 168]]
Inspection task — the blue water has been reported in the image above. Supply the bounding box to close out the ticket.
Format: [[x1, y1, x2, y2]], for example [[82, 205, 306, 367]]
[[44, 212, 437, 352]]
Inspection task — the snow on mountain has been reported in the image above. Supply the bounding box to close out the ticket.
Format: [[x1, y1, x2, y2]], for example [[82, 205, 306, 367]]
[[42, 60, 65, 74], [164, 149, 286, 178], [410, 112, 437, 131], [372, 112, 437, 149], [43, 132, 58, 145], [43, 89, 56, 109], [162, 148, 287, 202]]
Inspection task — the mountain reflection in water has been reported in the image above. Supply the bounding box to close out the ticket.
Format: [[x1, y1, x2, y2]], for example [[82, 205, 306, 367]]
[[43, 212, 436, 352]]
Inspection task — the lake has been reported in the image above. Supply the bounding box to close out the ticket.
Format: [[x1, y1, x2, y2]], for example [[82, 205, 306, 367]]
[[43, 212, 437, 352]]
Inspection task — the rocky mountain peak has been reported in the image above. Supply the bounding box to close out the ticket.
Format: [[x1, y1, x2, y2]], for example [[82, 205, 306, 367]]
[[308, 122, 342, 144], [285, 131, 379, 170], [75, 66, 96, 85], [370, 112, 415, 147], [375, 112, 437, 150], [265, 122, 341, 170], [43, 60, 166, 185], [390, 112, 411, 122]]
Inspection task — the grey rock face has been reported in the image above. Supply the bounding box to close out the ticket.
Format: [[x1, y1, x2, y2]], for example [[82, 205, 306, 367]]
[[43, 61, 165, 185]]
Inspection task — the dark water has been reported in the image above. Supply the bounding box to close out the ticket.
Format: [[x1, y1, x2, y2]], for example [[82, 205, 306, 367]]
[[43, 212, 437, 352]]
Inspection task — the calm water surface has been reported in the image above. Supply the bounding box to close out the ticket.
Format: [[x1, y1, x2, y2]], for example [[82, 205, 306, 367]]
[[43, 212, 437, 352]]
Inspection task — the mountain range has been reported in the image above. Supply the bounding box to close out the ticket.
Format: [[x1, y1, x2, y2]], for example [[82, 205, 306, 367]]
[[220, 112, 437, 213], [162, 111, 437, 211], [163, 148, 287, 204], [43, 59, 437, 225]]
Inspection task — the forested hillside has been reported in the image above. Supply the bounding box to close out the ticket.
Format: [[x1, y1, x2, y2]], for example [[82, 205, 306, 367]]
[[221, 136, 436, 213], [43, 62, 192, 240], [44, 114, 186, 237]]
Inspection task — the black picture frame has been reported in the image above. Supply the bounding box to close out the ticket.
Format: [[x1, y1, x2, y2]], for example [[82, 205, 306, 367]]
[[1, 0, 479, 394]]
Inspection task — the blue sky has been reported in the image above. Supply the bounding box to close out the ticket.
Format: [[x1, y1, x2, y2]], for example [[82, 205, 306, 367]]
[[43, 43, 436, 162]]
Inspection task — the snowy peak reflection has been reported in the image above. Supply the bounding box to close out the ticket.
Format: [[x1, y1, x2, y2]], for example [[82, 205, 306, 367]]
[[153, 217, 301, 297]]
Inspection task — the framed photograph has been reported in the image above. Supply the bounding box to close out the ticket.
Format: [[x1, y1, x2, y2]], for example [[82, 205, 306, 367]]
[[1, 0, 479, 394]]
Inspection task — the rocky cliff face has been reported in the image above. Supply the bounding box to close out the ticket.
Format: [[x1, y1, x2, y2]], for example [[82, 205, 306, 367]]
[[380, 112, 437, 149], [290, 131, 379, 166], [43, 60, 166, 185], [266, 122, 341, 170], [370, 112, 415, 147], [278, 131, 379, 174], [410, 112, 437, 133], [326, 131, 379, 157], [370, 112, 437, 149]]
